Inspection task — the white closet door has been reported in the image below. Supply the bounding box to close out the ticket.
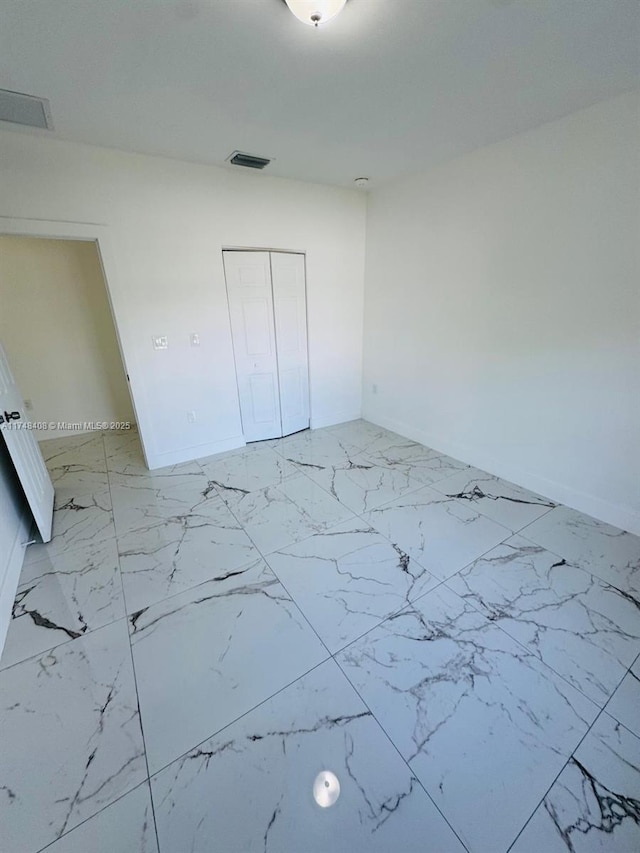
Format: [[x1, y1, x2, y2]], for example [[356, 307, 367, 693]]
[[223, 252, 282, 442], [0, 341, 54, 542], [271, 252, 310, 437]]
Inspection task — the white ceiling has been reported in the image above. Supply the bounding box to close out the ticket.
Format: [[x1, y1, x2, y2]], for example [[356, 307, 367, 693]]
[[1, 0, 638, 188]]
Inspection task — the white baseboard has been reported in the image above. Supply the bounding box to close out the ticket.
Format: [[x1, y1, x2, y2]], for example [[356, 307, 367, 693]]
[[311, 410, 362, 430], [0, 506, 29, 658], [146, 435, 246, 469], [364, 410, 640, 537]]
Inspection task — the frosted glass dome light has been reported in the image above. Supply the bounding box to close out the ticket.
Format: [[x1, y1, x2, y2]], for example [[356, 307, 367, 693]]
[[284, 0, 348, 27]]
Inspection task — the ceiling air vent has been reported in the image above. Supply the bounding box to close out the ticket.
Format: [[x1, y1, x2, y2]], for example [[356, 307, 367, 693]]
[[0, 88, 53, 130], [227, 151, 271, 170]]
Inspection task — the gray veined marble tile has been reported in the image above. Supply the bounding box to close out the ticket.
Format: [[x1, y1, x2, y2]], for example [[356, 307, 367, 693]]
[[447, 536, 640, 706], [337, 584, 599, 853], [199, 443, 299, 500], [511, 713, 640, 853], [299, 451, 428, 515], [103, 429, 162, 477], [265, 519, 440, 652], [363, 485, 510, 581], [228, 475, 352, 556], [40, 432, 109, 498], [109, 467, 213, 524], [0, 619, 146, 853], [363, 442, 471, 487], [432, 466, 556, 531], [117, 488, 261, 613], [151, 659, 465, 853], [129, 558, 328, 773], [23, 487, 116, 566], [277, 428, 362, 470], [1, 538, 125, 669], [326, 419, 410, 454], [522, 505, 640, 594], [606, 657, 640, 738], [41, 783, 158, 853], [40, 432, 106, 469]]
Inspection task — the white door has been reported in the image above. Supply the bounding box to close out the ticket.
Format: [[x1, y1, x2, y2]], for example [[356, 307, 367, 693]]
[[0, 342, 54, 542], [223, 251, 283, 442], [271, 252, 310, 437]]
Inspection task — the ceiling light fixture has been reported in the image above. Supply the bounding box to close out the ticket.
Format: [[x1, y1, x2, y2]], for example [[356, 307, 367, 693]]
[[284, 0, 348, 28]]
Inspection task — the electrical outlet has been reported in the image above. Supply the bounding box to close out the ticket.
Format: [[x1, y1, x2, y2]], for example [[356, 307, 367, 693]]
[[187, 411, 196, 423], [190, 333, 200, 347], [23, 399, 33, 411], [152, 335, 168, 350]]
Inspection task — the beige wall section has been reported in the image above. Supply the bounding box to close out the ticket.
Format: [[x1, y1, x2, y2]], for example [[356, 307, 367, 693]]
[[0, 237, 134, 438]]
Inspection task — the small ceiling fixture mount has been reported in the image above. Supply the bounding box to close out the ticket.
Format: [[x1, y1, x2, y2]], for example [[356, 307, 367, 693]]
[[284, 0, 348, 28], [354, 177, 369, 189]]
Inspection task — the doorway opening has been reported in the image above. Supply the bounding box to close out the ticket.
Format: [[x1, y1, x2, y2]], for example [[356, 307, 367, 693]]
[[0, 235, 143, 467], [223, 250, 310, 443]]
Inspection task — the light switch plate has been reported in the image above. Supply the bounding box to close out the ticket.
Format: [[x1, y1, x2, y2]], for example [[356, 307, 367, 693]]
[[152, 335, 168, 350]]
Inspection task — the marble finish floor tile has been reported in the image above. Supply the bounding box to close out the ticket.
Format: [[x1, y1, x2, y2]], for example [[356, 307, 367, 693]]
[[129, 558, 328, 772], [337, 584, 598, 852], [41, 432, 110, 498], [0, 620, 146, 853], [109, 468, 215, 526], [605, 657, 640, 737], [1, 539, 125, 669], [363, 442, 471, 486], [364, 485, 510, 581], [522, 506, 640, 593], [265, 519, 440, 652], [326, 418, 402, 450], [117, 488, 261, 613], [511, 713, 640, 853], [103, 430, 157, 476], [199, 443, 299, 498], [6, 421, 639, 853], [42, 783, 158, 853], [447, 536, 640, 706], [110, 467, 260, 610], [300, 451, 429, 514], [432, 466, 556, 531], [226, 475, 352, 555], [24, 487, 116, 565], [276, 428, 362, 469], [152, 659, 465, 853], [40, 432, 107, 469]]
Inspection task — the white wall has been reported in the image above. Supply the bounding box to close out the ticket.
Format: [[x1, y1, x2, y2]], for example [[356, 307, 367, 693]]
[[0, 237, 134, 439], [0, 133, 366, 467], [363, 91, 640, 535]]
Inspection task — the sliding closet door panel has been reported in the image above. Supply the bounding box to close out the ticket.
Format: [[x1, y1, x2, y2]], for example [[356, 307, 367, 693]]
[[223, 252, 282, 442], [270, 252, 310, 437]]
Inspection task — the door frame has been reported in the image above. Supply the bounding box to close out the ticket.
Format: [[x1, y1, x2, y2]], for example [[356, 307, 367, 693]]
[[0, 216, 150, 466], [221, 246, 312, 441]]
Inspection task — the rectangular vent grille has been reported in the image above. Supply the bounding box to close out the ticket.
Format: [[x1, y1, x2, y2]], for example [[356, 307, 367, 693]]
[[0, 89, 53, 130], [228, 151, 271, 170]]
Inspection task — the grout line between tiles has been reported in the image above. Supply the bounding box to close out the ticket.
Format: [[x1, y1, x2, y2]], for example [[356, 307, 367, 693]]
[[145, 657, 331, 780], [506, 648, 640, 850], [34, 780, 153, 853], [515, 528, 639, 597], [505, 701, 613, 852], [331, 654, 471, 852], [10, 423, 638, 853], [104, 430, 163, 853]]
